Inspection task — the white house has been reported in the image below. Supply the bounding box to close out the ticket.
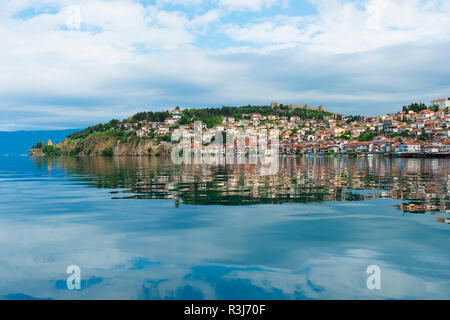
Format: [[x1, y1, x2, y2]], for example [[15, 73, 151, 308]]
[[431, 98, 450, 110], [396, 142, 422, 153]]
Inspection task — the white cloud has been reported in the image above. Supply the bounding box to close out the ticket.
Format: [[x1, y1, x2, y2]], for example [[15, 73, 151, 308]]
[[224, 16, 314, 44], [219, 0, 281, 12], [156, 0, 205, 6], [0, 0, 449, 130], [308, 0, 450, 53], [190, 9, 222, 29], [224, 0, 450, 53]]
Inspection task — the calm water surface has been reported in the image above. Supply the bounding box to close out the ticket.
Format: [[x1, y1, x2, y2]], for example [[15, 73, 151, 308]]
[[0, 155, 449, 299]]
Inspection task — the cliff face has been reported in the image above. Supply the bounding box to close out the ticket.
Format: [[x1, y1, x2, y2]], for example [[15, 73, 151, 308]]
[[56, 135, 174, 156]]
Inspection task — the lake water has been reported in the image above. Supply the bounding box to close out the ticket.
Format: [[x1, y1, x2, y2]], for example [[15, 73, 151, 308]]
[[0, 155, 449, 299]]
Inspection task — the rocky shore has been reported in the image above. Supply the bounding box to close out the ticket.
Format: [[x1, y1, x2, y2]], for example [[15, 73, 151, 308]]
[[30, 135, 174, 157]]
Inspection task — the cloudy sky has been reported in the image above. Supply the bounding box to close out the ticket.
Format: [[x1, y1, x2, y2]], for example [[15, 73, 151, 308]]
[[1, 0, 450, 130]]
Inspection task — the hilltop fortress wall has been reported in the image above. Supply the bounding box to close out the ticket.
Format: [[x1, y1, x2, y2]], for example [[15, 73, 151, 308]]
[[271, 102, 338, 115]]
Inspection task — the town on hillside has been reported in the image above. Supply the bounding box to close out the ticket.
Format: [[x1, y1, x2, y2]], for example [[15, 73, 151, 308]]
[[37, 98, 450, 156], [121, 99, 450, 156]]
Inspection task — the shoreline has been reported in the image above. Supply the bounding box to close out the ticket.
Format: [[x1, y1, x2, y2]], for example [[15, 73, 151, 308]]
[[27, 152, 450, 158]]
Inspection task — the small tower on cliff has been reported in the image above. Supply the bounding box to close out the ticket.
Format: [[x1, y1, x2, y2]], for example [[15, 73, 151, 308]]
[[47, 139, 53, 146]]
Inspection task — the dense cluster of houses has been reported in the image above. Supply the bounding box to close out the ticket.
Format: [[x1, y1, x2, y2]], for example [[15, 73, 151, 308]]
[[118, 103, 450, 155]]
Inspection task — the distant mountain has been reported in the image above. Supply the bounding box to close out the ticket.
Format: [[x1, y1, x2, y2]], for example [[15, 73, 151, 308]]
[[0, 129, 80, 155]]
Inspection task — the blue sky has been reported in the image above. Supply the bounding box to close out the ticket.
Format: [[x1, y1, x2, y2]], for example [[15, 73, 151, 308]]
[[1, 0, 450, 130]]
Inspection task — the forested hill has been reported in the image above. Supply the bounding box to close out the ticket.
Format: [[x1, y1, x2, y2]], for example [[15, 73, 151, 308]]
[[131, 105, 334, 128], [65, 105, 335, 141]]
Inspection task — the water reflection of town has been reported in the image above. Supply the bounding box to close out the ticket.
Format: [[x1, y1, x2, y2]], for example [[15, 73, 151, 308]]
[[34, 156, 450, 216]]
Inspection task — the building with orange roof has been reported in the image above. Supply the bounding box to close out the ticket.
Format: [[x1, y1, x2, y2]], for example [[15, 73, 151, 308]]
[[430, 98, 450, 110]]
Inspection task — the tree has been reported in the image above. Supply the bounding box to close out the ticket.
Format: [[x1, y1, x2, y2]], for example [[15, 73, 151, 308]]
[[336, 133, 350, 140], [202, 116, 222, 128], [391, 130, 411, 138], [42, 145, 62, 155], [157, 135, 171, 142], [109, 119, 120, 127], [429, 105, 440, 112], [346, 115, 361, 124], [102, 147, 113, 156], [358, 130, 378, 141], [402, 102, 427, 113], [290, 129, 298, 137], [179, 115, 191, 125], [33, 141, 44, 149], [69, 146, 81, 156]]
